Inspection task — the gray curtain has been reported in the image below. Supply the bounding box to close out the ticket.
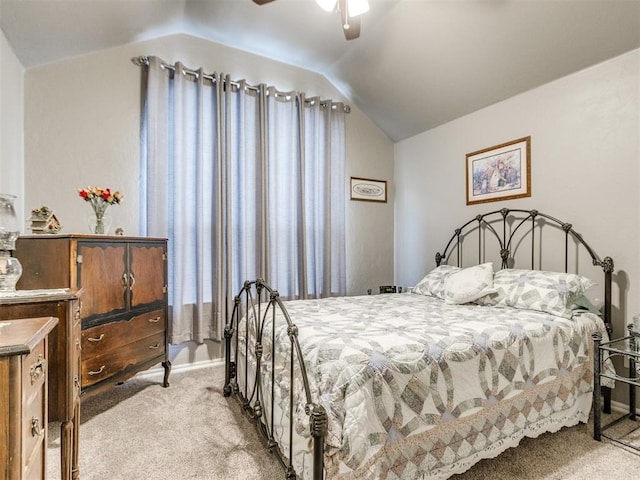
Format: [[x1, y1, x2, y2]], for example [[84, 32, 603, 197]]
[[139, 56, 346, 343]]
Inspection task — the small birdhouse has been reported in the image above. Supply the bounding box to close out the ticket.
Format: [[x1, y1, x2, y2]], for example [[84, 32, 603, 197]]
[[29, 206, 62, 234]]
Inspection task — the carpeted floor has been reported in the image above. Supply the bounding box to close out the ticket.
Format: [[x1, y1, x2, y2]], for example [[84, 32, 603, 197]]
[[48, 364, 640, 479]]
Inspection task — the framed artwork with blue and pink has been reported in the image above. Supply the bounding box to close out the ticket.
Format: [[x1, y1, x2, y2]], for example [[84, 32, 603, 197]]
[[466, 136, 531, 205]]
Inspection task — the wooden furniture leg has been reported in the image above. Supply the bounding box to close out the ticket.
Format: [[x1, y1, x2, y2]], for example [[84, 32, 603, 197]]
[[72, 400, 81, 479], [60, 419, 73, 480]]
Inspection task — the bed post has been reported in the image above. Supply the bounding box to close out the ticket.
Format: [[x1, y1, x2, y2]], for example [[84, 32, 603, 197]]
[[592, 331, 602, 440], [601, 255, 614, 414], [309, 403, 328, 480], [601, 256, 614, 336], [223, 293, 241, 397], [223, 323, 234, 397]]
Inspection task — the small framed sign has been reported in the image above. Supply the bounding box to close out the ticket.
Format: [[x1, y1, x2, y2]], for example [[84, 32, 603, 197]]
[[350, 177, 387, 203]]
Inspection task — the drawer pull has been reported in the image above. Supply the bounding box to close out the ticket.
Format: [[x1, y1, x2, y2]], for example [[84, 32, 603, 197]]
[[129, 273, 136, 290], [149, 343, 161, 349], [148, 316, 161, 323], [87, 334, 105, 343], [31, 417, 44, 437], [30, 355, 47, 384], [88, 365, 106, 376]]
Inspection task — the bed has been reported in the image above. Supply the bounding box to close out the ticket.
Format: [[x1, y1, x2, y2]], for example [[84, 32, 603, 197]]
[[223, 208, 615, 479]]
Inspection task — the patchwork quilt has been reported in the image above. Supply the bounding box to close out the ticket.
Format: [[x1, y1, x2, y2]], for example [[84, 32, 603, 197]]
[[236, 293, 609, 480]]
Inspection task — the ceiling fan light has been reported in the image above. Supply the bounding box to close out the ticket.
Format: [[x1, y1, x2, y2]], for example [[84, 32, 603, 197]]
[[316, 0, 338, 12], [347, 0, 369, 17]]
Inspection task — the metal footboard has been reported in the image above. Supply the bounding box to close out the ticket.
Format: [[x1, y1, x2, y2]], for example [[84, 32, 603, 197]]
[[223, 279, 327, 480]]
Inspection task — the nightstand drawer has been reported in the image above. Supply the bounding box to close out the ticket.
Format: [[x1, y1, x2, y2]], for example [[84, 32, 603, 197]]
[[81, 331, 165, 388], [81, 309, 165, 356]]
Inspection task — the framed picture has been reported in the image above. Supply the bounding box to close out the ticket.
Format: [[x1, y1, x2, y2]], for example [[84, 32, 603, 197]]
[[466, 136, 531, 205], [350, 177, 387, 203]]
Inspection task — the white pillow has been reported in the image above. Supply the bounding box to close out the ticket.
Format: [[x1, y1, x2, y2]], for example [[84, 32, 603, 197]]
[[443, 263, 496, 305]]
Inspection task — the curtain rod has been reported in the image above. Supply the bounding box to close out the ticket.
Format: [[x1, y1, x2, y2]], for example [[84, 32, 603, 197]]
[[131, 56, 351, 113]]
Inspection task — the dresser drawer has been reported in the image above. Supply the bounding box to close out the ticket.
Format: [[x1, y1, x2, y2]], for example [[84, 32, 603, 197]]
[[22, 340, 47, 403], [73, 306, 82, 402], [22, 380, 46, 471], [81, 309, 165, 357], [81, 331, 165, 388], [23, 440, 45, 480]]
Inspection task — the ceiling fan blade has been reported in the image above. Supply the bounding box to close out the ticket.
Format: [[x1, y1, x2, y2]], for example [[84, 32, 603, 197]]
[[342, 14, 361, 40], [339, 0, 361, 40], [252, 0, 276, 4]]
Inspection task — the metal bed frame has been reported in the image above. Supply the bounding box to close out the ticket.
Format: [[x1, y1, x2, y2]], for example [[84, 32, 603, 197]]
[[435, 208, 614, 336], [223, 279, 327, 480], [223, 208, 614, 479]]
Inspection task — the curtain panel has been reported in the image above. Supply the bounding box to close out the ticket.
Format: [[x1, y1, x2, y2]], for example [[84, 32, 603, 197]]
[[139, 56, 346, 343]]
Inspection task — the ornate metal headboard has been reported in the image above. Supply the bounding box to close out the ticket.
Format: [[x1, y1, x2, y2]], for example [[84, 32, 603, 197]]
[[435, 208, 614, 333]]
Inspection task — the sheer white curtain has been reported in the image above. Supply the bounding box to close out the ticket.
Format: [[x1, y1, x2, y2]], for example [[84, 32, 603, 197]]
[[139, 56, 346, 343]]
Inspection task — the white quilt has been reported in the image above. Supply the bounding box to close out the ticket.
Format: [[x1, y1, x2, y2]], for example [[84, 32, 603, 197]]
[[236, 292, 609, 479]]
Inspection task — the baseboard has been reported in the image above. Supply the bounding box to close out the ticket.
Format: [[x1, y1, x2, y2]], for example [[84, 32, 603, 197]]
[[134, 358, 224, 380], [611, 399, 630, 414]]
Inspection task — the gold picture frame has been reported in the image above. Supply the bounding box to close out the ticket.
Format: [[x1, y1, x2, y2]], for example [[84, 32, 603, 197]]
[[466, 136, 531, 205]]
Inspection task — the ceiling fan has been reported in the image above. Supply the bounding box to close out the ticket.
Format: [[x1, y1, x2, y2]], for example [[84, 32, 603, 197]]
[[252, 0, 369, 40]]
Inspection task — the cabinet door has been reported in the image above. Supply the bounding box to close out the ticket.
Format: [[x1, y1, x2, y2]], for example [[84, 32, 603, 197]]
[[128, 242, 167, 311], [77, 242, 129, 321]]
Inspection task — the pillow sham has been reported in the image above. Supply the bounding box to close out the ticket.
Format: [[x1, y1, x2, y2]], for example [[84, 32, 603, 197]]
[[569, 291, 602, 315], [476, 268, 594, 318], [580, 283, 604, 311], [413, 265, 460, 299], [443, 262, 496, 304]]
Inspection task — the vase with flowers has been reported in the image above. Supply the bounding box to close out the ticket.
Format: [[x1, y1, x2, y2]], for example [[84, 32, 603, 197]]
[[78, 186, 123, 234]]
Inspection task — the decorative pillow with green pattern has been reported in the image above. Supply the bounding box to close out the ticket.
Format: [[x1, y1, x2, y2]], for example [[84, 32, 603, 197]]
[[476, 268, 594, 319]]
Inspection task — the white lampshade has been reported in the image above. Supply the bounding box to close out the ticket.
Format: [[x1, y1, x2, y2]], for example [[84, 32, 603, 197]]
[[347, 0, 369, 17], [316, 0, 337, 12], [316, 0, 369, 16]]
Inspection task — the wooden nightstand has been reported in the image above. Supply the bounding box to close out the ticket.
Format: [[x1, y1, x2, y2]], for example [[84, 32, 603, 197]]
[[0, 316, 58, 480], [0, 290, 82, 480]]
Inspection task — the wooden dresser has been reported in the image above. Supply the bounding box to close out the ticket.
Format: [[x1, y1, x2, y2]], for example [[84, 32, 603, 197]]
[[14, 235, 171, 397], [0, 291, 81, 480], [0, 316, 58, 480]]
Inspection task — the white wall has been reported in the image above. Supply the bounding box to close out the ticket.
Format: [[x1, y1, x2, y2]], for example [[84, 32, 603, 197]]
[[0, 28, 25, 223], [395, 48, 640, 343], [20, 34, 394, 365], [346, 106, 396, 293]]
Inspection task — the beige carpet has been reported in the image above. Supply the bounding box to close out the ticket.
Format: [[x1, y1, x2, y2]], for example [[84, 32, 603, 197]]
[[47, 364, 640, 479]]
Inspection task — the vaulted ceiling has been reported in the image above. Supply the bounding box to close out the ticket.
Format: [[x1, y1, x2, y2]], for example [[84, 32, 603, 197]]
[[2, 0, 640, 141]]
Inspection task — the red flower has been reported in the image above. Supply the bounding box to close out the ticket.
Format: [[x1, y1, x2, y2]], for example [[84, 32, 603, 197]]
[[78, 186, 123, 206]]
